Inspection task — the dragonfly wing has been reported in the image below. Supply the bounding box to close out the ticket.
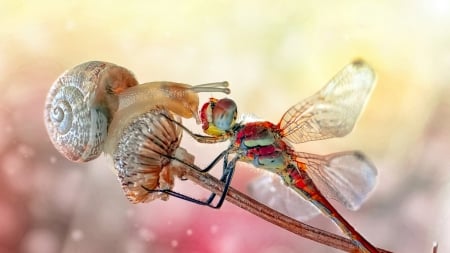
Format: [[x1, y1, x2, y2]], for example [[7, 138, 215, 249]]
[[247, 174, 320, 221], [279, 60, 376, 144], [295, 151, 377, 210]]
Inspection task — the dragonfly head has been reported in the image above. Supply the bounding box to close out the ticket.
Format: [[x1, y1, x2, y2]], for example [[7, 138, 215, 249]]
[[200, 97, 237, 136]]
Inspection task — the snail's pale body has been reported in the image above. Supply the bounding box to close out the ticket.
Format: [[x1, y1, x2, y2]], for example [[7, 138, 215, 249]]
[[44, 61, 229, 203], [111, 107, 193, 202], [104, 81, 209, 156]]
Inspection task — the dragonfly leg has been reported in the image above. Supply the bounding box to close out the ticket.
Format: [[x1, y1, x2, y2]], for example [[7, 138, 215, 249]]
[[204, 154, 239, 209], [141, 186, 220, 208], [204, 155, 228, 207], [157, 148, 229, 173], [141, 155, 237, 209], [141, 149, 236, 208], [159, 113, 228, 143]]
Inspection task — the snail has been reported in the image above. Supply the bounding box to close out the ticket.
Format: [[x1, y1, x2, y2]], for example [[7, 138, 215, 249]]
[[44, 61, 230, 203]]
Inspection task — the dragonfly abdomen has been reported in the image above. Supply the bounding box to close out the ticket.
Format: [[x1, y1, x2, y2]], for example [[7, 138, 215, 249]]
[[287, 163, 379, 253]]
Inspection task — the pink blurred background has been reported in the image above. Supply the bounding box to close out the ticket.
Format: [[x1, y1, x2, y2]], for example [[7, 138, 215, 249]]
[[1, 1, 449, 252]]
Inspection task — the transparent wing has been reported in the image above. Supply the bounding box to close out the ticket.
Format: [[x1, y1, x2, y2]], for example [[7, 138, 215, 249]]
[[279, 60, 376, 144], [294, 151, 377, 210], [238, 113, 264, 124], [247, 173, 320, 221]]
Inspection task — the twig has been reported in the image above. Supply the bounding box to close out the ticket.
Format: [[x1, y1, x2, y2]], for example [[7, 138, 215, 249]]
[[432, 242, 438, 253], [181, 166, 392, 253]]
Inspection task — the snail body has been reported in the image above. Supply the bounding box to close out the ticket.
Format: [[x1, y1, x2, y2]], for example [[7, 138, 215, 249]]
[[44, 61, 230, 202], [111, 107, 193, 203], [104, 81, 229, 155]]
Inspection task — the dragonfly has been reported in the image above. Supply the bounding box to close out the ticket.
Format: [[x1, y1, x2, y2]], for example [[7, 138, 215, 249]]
[[153, 59, 379, 252]]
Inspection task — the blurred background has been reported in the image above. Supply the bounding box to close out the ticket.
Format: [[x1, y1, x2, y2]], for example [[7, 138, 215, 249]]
[[1, 1, 449, 252]]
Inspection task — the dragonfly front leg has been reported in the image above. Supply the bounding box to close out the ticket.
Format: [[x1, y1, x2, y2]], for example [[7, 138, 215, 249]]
[[159, 113, 228, 143]]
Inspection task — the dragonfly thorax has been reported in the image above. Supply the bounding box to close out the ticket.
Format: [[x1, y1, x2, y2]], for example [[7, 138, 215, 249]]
[[233, 122, 290, 172]]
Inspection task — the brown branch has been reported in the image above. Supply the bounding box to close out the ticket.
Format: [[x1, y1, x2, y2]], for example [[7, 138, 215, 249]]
[[181, 166, 392, 253], [432, 243, 438, 253]]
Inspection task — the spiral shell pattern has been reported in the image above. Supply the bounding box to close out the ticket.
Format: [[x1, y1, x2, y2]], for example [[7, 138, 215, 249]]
[[44, 61, 138, 162]]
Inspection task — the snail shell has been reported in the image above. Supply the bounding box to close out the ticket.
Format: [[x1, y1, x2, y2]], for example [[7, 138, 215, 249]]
[[44, 61, 138, 162]]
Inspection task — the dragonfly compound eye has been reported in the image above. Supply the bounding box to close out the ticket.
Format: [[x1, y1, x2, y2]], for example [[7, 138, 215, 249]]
[[212, 98, 237, 131]]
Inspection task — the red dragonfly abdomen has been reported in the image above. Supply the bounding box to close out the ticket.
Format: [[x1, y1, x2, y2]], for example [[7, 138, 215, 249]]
[[234, 122, 289, 172], [235, 122, 378, 252], [287, 163, 379, 253]]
